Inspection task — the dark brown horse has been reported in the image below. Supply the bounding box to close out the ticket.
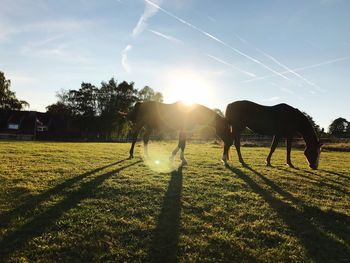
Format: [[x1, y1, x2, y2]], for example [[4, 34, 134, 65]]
[[223, 100, 322, 169], [126, 101, 231, 165]]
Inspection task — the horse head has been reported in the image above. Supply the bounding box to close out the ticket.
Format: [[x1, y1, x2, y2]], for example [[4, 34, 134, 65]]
[[304, 141, 323, 169]]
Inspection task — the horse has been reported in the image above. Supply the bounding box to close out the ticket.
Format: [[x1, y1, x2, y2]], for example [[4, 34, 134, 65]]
[[222, 100, 322, 169], [125, 101, 231, 165]]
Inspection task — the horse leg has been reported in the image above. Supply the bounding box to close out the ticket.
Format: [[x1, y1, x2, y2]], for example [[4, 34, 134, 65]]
[[266, 135, 280, 166], [129, 123, 143, 159], [222, 142, 231, 165], [234, 134, 246, 166], [170, 144, 180, 162], [143, 127, 152, 158], [286, 138, 295, 168], [179, 131, 187, 166], [170, 131, 182, 161]]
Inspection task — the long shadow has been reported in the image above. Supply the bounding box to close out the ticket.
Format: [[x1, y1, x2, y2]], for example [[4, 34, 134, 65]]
[[148, 166, 183, 263], [226, 165, 350, 263], [321, 169, 350, 181], [246, 166, 350, 251], [0, 158, 128, 227], [0, 160, 141, 262], [275, 167, 349, 196]]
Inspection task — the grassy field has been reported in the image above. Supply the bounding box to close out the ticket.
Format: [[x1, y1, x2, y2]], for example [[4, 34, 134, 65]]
[[0, 141, 349, 262]]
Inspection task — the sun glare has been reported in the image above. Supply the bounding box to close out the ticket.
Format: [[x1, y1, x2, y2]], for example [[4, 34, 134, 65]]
[[164, 70, 214, 106]]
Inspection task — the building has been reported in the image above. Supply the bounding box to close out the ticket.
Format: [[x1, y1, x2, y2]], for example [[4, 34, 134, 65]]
[[0, 109, 81, 140]]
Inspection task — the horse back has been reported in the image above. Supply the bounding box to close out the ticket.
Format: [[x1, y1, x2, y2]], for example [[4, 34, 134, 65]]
[[134, 101, 216, 131], [226, 100, 302, 136]]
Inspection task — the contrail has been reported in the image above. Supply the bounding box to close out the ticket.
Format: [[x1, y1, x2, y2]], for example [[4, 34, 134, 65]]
[[206, 54, 256, 77], [144, 0, 290, 80], [242, 55, 350, 85], [148, 29, 183, 44], [233, 33, 322, 90], [255, 47, 321, 91]]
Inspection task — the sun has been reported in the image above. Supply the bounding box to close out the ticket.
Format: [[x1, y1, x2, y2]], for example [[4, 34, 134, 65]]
[[163, 70, 214, 106]]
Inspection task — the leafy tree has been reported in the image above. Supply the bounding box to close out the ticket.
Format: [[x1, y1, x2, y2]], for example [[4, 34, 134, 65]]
[[0, 71, 29, 110], [46, 101, 72, 115], [68, 82, 99, 117], [97, 78, 138, 139], [138, 86, 163, 102], [329, 117, 349, 137], [346, 122, 350, 137]]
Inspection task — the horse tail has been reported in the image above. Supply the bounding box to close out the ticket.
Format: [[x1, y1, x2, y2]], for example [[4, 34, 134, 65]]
[[127, 102, 142, 122]]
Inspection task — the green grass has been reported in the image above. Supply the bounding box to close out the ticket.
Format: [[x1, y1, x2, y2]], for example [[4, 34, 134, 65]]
[[0, 141, 349, 262]]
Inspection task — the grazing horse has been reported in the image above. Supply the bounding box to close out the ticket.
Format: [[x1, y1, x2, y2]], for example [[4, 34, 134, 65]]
[[223, 100, 322, 169], [126, 101, 231, 165]]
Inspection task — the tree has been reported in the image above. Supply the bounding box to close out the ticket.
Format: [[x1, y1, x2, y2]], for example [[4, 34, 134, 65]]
[[46, 101, 72, 115], [138, 86, 163, 102], [346, 122, 350, 137], [302, 112, 321, 135], [0, 71, 29, 110], [97, 78, 138, 139], [329, 117, 348, 137], [68, 82, 99, 117]]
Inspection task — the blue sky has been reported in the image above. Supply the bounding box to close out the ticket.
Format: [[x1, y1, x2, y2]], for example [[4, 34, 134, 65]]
[[0, 0, 349, 129]]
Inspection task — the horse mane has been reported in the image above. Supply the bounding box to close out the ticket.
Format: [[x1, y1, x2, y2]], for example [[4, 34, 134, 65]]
[[296, 109, 318, 145]]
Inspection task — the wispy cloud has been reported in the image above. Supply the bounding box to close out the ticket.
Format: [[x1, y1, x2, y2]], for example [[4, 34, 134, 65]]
[[121, 45, 132, 73], [206, 54, 256, 77], [144, 0, 290, 80], [0, 19, 88, 43], [20, 43, 88, 64], [132, 0, 162, 37], [6, 71, 37, 85], [148, 29, 183, 44]]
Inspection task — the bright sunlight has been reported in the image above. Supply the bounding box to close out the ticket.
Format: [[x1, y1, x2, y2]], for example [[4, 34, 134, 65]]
[[163, 70, 214, 106]]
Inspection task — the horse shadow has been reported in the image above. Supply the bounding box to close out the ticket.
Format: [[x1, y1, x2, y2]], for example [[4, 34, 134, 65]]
[[0, 159, 140, 261], [226, 164, 350, 263], [275, 167, 350, 196], [148, 166, 183, 263], [320, 169, 350, 182], [0, 158, 129, 228]]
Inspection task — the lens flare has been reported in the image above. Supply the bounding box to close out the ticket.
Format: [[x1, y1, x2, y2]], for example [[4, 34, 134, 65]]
[[141, 145, 179, 173]]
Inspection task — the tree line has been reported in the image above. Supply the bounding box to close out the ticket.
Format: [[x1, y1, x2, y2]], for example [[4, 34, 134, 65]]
[[45, 79, 163, 140], [1, 70, 350, 138]]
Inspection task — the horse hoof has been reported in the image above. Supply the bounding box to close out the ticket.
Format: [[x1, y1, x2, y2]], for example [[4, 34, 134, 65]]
[[181, 160, 188, 166], [265, 162, 272, 167], [128, 155, 134, 160]]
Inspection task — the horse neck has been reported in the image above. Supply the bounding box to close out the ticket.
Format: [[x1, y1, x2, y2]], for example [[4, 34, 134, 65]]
[[298, 116, 318, 148], [209, 111, 221, 127], [192, 105, 217, 127]]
